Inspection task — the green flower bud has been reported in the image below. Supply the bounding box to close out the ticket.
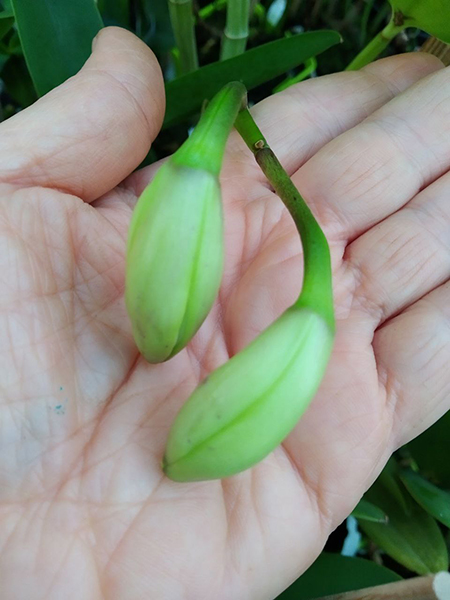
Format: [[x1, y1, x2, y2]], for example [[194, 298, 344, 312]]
[[125, 82, 246, 363], [390, 0, 450, 43], [126, 163, 223, 363], [163, 307, 334, 481]]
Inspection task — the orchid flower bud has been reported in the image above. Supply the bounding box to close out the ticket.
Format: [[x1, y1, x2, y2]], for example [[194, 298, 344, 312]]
[[163, 108, 336, 482], [125, 82, 246, 363], [163, 307, 334, 481]]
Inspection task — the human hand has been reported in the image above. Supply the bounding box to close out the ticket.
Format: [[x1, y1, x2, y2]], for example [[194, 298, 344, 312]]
[[0, 27, 448, 600]]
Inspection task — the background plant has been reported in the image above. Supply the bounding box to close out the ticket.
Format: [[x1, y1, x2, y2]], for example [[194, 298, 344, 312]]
[[2, 0, 450, 597]]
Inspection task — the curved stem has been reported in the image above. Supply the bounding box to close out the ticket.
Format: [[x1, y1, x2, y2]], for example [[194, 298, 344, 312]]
[[168, 0, 198, 74], [346, 16, 405, 71], [234, 109, 334, 329]]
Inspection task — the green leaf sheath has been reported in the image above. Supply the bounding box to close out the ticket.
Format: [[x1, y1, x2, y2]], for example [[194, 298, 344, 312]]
[[11, 0, 103, 96], [234, 108, 334, 329], [168, 0, 198, 74], [164, 30, 341, 127]]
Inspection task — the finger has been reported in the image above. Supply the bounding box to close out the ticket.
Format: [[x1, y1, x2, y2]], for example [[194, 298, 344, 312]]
[[373, 281, 450, 448], [0, 27, 165, 202], [344, 170, 450, 325], [125, 53, 442, 200], [294, 63, 450, 241], [228, 53, 444, 178]]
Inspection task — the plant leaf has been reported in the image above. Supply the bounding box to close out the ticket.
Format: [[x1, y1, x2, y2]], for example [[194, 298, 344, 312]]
[[276, 553, 401, 599], [400, 469, 450, 529], [1, 54, 37, 106], [0, 50, 8, 72], [164, 30, 341, 127], [140, 0, 174, 56], [351, 498, 387, 523], [0, 13, 13, 39], [11, 0, 103, 97], [97, 0, 129, 27], [360, 461, 448, 575], [408, 410, 450, 486]]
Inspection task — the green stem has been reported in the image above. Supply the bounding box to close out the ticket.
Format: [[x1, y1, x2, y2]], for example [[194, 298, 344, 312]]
[[221, 0, 250, 60], [273, 57, 317, 93], [198, 0, 226, 20], [346, 16, 405, 71], [168, 0, 199, 74], [234, 109, 334, 329]]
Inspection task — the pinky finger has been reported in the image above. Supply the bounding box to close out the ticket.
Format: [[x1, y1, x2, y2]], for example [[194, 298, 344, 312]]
[[374, 281, 450, 449]]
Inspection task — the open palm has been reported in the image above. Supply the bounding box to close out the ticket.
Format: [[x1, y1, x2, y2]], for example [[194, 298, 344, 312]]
[[1, 28, 449, 600]]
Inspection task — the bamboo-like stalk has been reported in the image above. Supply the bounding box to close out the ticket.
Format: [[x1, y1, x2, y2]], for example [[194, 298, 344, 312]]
[[315, 572, 450, 600], [221, 0, 250, 60], [168, 0, 198, 74]]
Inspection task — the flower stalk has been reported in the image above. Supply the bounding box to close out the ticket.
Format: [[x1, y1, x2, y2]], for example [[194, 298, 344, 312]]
[[234, 108, 334, 329]]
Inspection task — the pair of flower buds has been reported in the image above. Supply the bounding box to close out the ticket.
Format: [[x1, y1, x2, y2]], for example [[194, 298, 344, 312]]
[[126, 83, 335, 482]]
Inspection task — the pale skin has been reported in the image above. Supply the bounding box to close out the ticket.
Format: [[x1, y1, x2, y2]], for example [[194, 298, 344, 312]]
[[0, 26, 449, 600]]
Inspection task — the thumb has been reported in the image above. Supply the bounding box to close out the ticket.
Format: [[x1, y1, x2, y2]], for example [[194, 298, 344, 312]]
[[0, 26, 165, 201]]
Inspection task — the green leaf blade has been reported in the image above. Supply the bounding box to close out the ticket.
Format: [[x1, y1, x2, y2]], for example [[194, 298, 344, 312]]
[[0, 14, 13, 39], [361, 464, 449, 575], [11, 0, 103, 97], [401, 469, 450, 529], [164, 30, 341, 128], [98, 0, 129, 27], [408, 410, 450, 486], [351, 498, 387, 523], [276, 553, 401, 599]]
